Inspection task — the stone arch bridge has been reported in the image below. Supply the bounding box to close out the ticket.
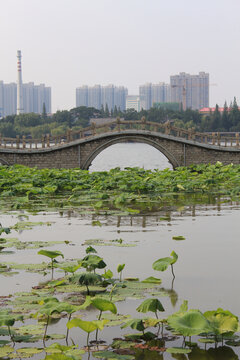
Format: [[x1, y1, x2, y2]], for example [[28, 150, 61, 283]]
[[0, 118, 240, 169]]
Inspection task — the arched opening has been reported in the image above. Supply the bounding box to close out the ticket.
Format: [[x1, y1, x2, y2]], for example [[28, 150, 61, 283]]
[[0, 158, 9, 166], [89, 142, 173, 172]]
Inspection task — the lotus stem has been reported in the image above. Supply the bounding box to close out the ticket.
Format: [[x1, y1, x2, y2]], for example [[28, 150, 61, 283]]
[[43, 315, 50, 343], [171, 264, 175, 279], [8, 326, 14, 345], [182, 336, 186, 347], [51, 260, 54, 279], [95, 310, 102, 342], [66, 313, 72, 341], [87, 332, 90, 349], [86, 284, 90, 295]]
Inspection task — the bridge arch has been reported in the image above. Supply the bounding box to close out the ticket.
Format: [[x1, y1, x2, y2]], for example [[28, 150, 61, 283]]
[[0, 158, 10, 166], [81, 135, 180, 170]]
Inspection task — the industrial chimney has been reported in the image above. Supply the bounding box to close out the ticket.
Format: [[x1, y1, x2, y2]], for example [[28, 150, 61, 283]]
[[17, 50, 23, 115]]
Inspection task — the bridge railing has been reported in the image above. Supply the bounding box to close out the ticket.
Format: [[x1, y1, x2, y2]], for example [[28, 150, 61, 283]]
[[0, 118, 239, 150]]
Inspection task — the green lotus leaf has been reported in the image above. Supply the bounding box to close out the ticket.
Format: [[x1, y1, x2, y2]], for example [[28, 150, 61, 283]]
[[16, 347, 43, 355], [172, 236, 186, 241], [204, 308, 238, 335], [85, 246, 97, 254], [166, 347, 192, 354], [45, 354, 76, 360], [167, 310, 212, 336], [142, 276, 162, 284], [0, 227, 10, 235], [153, 251, 178, 272], [37, 300, 77, 316], [143, 317, 161, 328], [0, 310, 23, 327], [121, 318, 145, 332], [92, 319, 109, 330], [94, 350, 134, 359], [38, 249, 64, 260], [91, 298, 117, 314], [58, 264, 81, 274], [78, 273, 102, 286], [198, 338, 215, 343], [0, 346, 14, 357], [102, 269, 113, 279], [81, 254, 106, 269], [117, 264, 125, 273], [171, 251, 178, 265], [136, 298, 164, 314], [67, 318, 98, 333]]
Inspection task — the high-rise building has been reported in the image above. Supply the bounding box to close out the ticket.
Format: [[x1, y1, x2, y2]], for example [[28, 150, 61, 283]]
[[76, 85, 128, 111], [0, 81, 51, 117], [76, 86, 88, 107], [139, 82, 171, 110], [170, 72, 209, 110], [126, 95, 140, 112]]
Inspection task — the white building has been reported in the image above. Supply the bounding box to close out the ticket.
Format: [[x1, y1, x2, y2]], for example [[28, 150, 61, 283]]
[[76, 84, 128, 111], [0, 81, 51, 117], [126, 95, 140, 112]]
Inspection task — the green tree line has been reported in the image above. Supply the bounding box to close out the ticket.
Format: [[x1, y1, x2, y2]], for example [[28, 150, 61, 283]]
[[0, 99, 239, 139]]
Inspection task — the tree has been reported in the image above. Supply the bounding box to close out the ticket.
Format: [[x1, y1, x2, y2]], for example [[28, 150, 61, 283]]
[[42, 102, 47, 120], [105, 104, 110, 117], [221, 101, 229, 131]]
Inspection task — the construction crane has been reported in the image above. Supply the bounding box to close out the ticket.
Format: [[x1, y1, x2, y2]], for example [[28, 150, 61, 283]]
[[171, 82, 217, 111]]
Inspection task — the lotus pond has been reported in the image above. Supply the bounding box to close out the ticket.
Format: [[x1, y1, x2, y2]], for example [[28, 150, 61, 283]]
[[0, 163, 240, 360]]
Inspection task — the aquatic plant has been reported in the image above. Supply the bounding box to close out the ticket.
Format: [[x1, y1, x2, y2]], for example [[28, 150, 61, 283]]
[[152, 251, 178, 278], [78, 272, 102, 295], [38, 249, 64, 278], [0, 310, 23, 343], [66, 318, 108, 348], [81, 254, 106, 273], [117, 263, 125, 282], [35, 297, 78, 342], [91, 298, 117, 341], [136, 298, 165, 322]]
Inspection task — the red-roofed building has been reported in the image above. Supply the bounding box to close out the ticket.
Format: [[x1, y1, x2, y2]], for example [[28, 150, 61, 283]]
[[199, 107, 240, 115]]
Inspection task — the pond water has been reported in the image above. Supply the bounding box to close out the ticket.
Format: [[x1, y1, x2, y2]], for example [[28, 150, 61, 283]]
[[0, 143, 240, 359], [0, 198, 240, 359]]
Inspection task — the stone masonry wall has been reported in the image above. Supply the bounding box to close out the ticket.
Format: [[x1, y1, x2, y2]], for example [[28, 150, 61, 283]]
[[0, 133, 240, 169]]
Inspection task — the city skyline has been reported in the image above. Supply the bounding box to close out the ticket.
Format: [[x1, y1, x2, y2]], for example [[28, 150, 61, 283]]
[[1, 0, 240, 112]]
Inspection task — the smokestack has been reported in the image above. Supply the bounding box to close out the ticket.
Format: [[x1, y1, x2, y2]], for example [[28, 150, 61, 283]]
[[17, 50, 23, 115]]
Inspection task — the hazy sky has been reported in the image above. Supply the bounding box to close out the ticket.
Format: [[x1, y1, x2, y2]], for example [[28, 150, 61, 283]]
[[1, 0, 240, 112]]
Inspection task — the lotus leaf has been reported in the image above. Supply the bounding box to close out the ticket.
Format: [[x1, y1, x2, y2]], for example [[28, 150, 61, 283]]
[[94, 350, 134, 359], [67, 318, 98, 333], [136, 298, 164, 314], [203, 308, 238, 335], [45, 355, 77, 360], [121, 319, 145, 332], [102, 269, 114, 279], [166, 347, 191, 354], [38, 249, 64, 260], [0, 346, 14, 357], [81, 254, 106, 271], [172, 236, 186, 241], [117, 264, 125, 273], [152, 251, 178, 272], [142, 276, 162, 284], [167, 310, 212, 336], [16, 347, 43, 355], [91, 298, 117, 314]]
